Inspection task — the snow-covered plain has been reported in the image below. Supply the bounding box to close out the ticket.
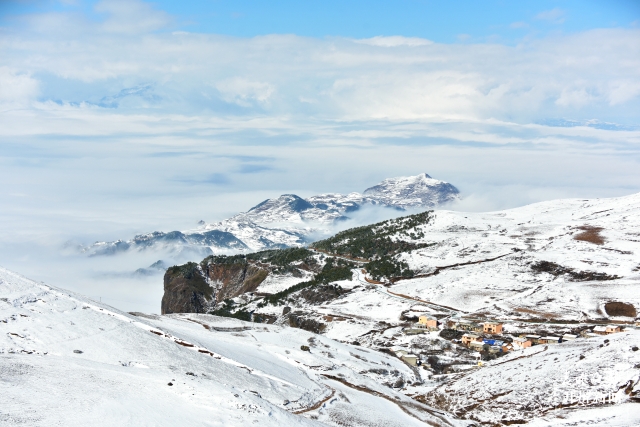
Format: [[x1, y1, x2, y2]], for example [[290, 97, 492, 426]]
[[388, 193, 640, 321], [0, 267, 464, 427]]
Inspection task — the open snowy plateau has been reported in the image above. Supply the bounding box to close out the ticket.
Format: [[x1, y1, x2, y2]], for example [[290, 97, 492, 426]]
[[0, 267, 465, 427], [77, 173, 460, 260]]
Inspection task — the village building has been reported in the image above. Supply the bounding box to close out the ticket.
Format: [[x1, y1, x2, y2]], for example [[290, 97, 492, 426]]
[[592, 326, 608, 335], [469, 341, 485, 351], [488, 345, 503, 354], [524, 335, 542, 345], [483, 322, 503, 334], [461, 333, 482, 346], [418, 316, 438, 330], [401, 354, 418, 366], [539, 336, 562, 344], [513, 337, 532, 349], [482, 338, 505, 347], [453, 320, 483, 332], [562, 334, 578, 341], [605, 325, 622, 334]]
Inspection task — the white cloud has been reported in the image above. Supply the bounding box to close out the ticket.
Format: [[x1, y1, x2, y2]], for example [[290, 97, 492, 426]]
[[94, 0, 172, 34], [0, 67, 39, 106], [215, 78, 275, 107], [535, 8, 565, 24], [509, 22, 529, 29], [355, 36, 433, 47]]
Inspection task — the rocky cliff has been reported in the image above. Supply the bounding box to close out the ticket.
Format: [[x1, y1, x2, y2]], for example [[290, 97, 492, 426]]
[[161, 259, 268, 314]]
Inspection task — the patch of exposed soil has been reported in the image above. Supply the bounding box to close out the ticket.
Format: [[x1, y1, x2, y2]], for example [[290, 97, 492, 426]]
[[604, 301, 637, 317], [574, 225, 605, 245], [531, 261, 619, 281]]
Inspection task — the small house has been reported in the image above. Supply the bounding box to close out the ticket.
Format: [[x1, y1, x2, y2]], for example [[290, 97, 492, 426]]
[[455, 320, 483, 332], [592, 326, 607, 335], [418, 316, 438, 330], [562, 334, 578, 341], [513, 337, 531, 349], [539, 336, 562, 344], [483, 322, 503, 335], [461, 333, 482, 346], [401, 354, 418, 366], [469, 341, 485, 351], [605, 325, 622, 334], [482, 338, 505, 347], [524, 335, 542, 345], [488, 345, 502, 354]]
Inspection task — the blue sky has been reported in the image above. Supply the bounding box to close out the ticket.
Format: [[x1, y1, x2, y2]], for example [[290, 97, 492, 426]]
[[0, 0, 639, 310], [2, 0, 639, 43]]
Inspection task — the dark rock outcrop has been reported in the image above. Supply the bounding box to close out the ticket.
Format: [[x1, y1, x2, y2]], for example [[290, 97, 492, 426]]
[[161, 263, 212, 315], [161, 260, 268, 314], [288, 311, 326, 334]]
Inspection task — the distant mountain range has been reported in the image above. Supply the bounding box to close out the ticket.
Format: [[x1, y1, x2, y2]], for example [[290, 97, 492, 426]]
[[77, 173, 460, 257]]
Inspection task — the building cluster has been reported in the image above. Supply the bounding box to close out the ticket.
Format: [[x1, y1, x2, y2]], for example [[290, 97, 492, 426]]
[[403, 315, 438, 335], [395, 315, 627, 367], [450, 319, 625, 355]]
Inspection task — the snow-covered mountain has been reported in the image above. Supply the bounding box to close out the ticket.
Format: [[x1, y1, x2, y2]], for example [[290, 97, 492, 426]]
[[363, 173, 460, 209], [0, 267, 465, 427], [168, 190, 640, 425], [78, 173, 460, 258]]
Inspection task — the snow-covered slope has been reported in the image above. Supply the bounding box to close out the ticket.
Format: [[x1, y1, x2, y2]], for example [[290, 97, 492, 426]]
[[0, 267, 464, 427], [78, 173, 459, 260], [388, 192, 640, 321], [423, 330, 640, 425]]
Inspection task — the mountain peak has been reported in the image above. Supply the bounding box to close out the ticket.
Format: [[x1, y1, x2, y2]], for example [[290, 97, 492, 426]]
[[363, 173, 459, 208]]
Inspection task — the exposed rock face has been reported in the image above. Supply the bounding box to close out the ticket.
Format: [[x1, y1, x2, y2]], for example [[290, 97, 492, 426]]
[[208, 263, 268, 303], [161, 263, 212, 315], [288, 311, 326, 334], [161, 261, 268, 314]]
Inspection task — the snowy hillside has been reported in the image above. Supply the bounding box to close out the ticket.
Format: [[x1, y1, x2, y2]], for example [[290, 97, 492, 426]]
[[423, 329, 640, 425], [77, 173, 459, 260], [0, 267, 464, 427], [167, 191, 640, 426]]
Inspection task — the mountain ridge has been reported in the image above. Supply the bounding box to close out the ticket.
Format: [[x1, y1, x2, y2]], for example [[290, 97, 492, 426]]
[[77, 173, 460, 258]]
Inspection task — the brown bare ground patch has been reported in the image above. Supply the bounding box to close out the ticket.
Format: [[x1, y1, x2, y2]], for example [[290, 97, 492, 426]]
[[574, 225, 605, 245], [604, 302, 637, 317]]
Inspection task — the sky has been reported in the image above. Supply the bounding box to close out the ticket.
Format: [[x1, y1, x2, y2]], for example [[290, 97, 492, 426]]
[[0, 0, 639, 312]]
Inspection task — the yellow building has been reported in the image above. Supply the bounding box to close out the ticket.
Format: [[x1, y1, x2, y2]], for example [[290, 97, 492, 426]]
[[418, 316, 438, 330], [482, 322, 503, 335]]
